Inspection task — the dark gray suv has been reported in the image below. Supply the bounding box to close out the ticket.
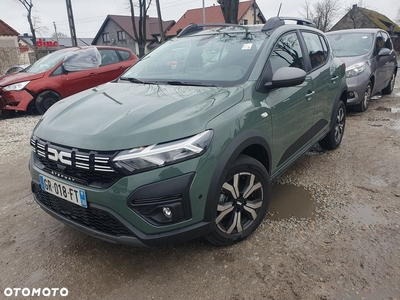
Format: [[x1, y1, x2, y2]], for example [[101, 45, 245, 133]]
[[326, 29, 397, 112]]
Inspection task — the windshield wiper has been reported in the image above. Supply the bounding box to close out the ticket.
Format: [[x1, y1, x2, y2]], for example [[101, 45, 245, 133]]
[[166, 81, 217, 87], [120, 77, 153, 84]]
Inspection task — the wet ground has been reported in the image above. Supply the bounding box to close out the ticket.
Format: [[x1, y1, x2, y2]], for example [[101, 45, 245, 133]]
[[0, 79, 400, 299]]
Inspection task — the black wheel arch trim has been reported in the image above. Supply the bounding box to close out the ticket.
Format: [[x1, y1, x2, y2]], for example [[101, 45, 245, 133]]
[[204, 129, 271, 222]]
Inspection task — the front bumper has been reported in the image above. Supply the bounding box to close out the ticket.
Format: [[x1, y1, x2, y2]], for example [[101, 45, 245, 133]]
[[0, 89, 34, 112], [345, 72, 370, 105], [30, 152, 215, 247]]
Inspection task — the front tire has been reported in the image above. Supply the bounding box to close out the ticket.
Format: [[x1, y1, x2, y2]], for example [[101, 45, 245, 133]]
[[319, 100, 346, 150], [205, 155, 270, 246], [354, 81, 371, 112], [35, 91, 61, 114], [382, 72, 396, 95]]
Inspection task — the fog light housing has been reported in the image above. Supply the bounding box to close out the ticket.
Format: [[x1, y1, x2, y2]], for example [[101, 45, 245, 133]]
[[348, 91, 355, 98], [163, 207, 172, 219]]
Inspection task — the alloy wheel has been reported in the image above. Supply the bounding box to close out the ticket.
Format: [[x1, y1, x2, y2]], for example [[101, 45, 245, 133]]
[[216, 172, 264, 234]]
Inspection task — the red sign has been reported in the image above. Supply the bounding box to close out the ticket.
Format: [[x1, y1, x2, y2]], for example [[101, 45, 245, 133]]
[[36, 38, 58, 48], [19, 45, 29, 52]]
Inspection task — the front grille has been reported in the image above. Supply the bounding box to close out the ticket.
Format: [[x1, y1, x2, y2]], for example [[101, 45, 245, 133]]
[[33, 184, 133, 237], [31, 137, 122, 188]]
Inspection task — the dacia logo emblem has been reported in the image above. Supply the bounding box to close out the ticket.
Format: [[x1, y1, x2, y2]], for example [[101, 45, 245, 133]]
[[47, 148, 72, 165]]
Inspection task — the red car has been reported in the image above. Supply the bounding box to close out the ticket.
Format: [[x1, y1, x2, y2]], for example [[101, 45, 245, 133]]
[[0, 46, 138, 114]]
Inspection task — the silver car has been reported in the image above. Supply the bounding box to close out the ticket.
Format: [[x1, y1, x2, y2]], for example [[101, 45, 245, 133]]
[[326, 29, 397, 112]]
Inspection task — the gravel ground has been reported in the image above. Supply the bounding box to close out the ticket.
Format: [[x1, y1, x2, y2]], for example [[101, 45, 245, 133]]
[[0, 79, 400, 300]]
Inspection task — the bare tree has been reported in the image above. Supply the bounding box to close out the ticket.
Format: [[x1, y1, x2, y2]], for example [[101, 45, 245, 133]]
[[51, 32, 69, 39], [31, 15, 49, 36], [128, 0, 152, 57], [17, 1, 36, 46], [217, 0, 239, 24], [155, 0, 164, 43], [300, 0, 341, 31], [396, 7, 400, 24]]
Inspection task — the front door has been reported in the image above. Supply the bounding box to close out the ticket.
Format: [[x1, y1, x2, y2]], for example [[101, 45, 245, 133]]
[[261, 31, 316, 173]]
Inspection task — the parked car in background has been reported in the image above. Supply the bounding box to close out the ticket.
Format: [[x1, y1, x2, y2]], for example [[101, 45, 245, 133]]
[[3, 64, 30, 76], [326, 29, 397, 112], [0, 46, 138, 114], [30, 17, 347, 247]]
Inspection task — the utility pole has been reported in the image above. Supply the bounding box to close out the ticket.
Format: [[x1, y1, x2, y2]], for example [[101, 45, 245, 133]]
[[156, 0, 164, 43], [65, 0, 78, 47], [202, 0, 206, 24], [53, 22, 59, 47], [253, 0, 257, 25]]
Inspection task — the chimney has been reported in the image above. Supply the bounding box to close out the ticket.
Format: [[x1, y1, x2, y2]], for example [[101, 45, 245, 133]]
[[352, 4, 357, 9]]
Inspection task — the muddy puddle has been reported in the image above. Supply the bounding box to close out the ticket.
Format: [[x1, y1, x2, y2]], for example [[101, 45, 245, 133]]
[[345, 204, 388, 226], [267, 184, 316, 220]]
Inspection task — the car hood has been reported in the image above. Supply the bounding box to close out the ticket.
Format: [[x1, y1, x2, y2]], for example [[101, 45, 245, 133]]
[[0, 72, 45, 87], [33, 82, 244, 151]]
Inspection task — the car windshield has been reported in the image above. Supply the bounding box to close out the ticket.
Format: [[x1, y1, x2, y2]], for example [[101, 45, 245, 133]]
[[25, 50, 69, 73], [327, 32, 374, 57], [121, 30, 266, 86]]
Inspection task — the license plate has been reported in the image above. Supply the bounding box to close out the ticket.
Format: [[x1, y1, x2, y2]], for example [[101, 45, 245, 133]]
[[39, 174, 87, 208]]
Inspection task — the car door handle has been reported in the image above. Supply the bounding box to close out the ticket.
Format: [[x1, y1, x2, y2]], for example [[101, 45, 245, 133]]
[[331, 75, 339, 82], [305, 91, 315, 100], [90, 73, 97, 77]]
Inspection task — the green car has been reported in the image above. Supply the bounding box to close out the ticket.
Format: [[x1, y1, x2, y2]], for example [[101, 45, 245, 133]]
[[30, 17, 347, 246]]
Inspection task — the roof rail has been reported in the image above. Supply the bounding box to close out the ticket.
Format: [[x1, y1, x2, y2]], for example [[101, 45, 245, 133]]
[[262, 17, 316, 31], [177, 23, 248, 38]]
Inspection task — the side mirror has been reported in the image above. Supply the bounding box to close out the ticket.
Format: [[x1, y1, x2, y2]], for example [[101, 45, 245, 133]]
[[265, 67, 307, 89], [378, 48, 391, 57]]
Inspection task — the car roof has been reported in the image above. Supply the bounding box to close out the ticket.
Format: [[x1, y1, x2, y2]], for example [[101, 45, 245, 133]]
[[326, 28, 383, 35], [51, 45, 134, 55], [177, 17, 319, 38]]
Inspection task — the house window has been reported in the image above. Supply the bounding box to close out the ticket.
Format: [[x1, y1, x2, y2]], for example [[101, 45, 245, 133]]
[[102, 33, 110, 43], [239, 19, 248, 25], [117, 31, 126, 41]]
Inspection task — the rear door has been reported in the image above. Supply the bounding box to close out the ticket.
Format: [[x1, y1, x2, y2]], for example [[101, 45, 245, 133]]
[[96, 49, 126, 84], [260, 31, 316, 172], [300, 31, 339, 138]]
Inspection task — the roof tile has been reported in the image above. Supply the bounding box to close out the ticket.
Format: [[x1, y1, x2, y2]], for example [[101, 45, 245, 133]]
[[0, 19, 19, 36]]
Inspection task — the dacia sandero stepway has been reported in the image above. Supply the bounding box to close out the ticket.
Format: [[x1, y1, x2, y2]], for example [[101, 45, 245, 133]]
[[30, 17, 347, 246]]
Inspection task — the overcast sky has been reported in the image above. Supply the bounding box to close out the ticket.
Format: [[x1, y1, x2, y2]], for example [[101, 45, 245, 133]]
[[0, 0, 399, 38]]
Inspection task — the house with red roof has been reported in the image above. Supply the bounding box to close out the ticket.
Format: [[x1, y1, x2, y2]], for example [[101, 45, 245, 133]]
[[0, 19, 29, 74], [92, 15, 175, 55], [167, 0, 267, 37]]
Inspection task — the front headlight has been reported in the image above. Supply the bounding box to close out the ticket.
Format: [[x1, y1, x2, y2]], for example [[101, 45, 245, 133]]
[[345, 63, 365, 78], [3, 81, 30, 91], [113, 130, 213, 174]]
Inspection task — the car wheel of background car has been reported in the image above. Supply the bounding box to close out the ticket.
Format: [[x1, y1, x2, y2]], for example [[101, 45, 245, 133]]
[[205, 154, 270, 246], [319, 100, 346, 150], [382, 72, 396, 95], [354, 81, 371, 112], [35, 91, 61, 114]]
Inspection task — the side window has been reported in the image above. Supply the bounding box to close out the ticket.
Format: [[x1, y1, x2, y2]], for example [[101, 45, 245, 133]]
[[52, 65, 64, 76], [375, 32, 385, 54], [118, 50, 131, 61], [380, 31, 392, 50], [269, 32, 305, 73], [99, 49, 119, 66], [302, 32, 326, 69]]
